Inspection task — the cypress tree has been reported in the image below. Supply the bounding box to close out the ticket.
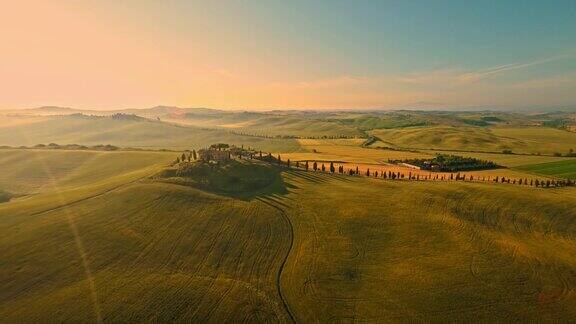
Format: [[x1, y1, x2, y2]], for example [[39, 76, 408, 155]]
[[321, 164, 325, 172], [313, 161, 318, 171], [356, 166, 359, 174], [330, 162, 335, 173], [305, 161, 309, 170], [193, 149, 197, 160], [287, 159, 291, 168]]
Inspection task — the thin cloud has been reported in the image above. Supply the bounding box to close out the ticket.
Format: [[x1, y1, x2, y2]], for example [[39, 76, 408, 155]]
[[459, 53, 575, 83]]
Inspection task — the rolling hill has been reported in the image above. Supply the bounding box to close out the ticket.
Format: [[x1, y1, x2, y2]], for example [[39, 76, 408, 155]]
[[370, 125, 576, 155], [2, 150, 576, 322], [0, 114, 302, 152]]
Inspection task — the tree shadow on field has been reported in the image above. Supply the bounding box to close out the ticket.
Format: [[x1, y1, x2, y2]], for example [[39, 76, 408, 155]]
[[285, 168, 356, 184], [157, 159, 297, 201], [221, 165, 296, 201]]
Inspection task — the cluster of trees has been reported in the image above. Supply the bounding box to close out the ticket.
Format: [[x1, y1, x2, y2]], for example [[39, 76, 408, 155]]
[[25, 143, 120, 151], [553, 148, 576, 157], [391, 154, 499, 172], [175, 149, 197, 164], [225, 129, 364, 140]]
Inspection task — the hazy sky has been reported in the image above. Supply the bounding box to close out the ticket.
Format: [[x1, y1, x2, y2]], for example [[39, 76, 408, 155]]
[[1, 0, 575, 110]]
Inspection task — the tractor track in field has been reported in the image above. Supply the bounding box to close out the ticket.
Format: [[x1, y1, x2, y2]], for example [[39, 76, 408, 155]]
[[29, 174, 150, 217], [258, 197, 297, 324]]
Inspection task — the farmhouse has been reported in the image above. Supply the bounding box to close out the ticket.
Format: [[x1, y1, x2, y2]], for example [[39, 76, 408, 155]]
[[198, 148, 230, 162], [400, 162, 421, 170]]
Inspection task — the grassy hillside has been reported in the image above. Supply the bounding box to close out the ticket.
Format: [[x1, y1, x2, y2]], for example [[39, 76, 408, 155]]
[[2, 150, 576, 322], [0, 149, 174, 195], [281, 173, 576, 322], [0, 115, 302, 152], [370, 125, 576, 155], [0, 182, 293, 323], [173, 113, 361, 138]]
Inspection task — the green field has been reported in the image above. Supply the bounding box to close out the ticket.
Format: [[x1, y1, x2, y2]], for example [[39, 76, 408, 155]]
[[516, 159, 576, 179], [2, 150, 576, 322]]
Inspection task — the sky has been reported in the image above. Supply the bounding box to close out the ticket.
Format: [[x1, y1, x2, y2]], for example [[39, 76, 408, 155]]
[[1, 0, 575, 110]]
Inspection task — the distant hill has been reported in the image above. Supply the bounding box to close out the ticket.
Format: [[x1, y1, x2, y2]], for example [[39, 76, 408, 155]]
[[0, 114, 302, 152]]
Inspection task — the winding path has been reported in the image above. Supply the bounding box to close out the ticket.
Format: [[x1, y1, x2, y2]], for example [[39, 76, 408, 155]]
[[258, 197, 297, 324]]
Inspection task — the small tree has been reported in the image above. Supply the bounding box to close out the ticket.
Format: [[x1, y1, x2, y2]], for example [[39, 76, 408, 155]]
[[321, 164, 325, 172], [356, 166, 359, 174], [330, 162, 335, 173], [313, 161, 318, 171], [287, 159, 291, 168], [305, 161, 309, 170], [192, 149, 197, 160]]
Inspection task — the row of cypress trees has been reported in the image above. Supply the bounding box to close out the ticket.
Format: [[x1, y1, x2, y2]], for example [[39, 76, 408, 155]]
[[178, 148, 574, 188]]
